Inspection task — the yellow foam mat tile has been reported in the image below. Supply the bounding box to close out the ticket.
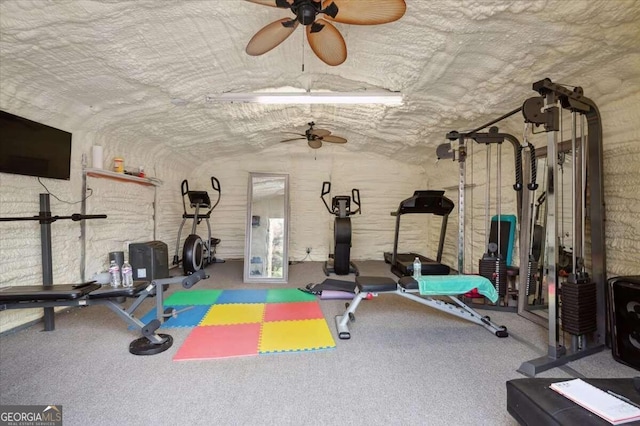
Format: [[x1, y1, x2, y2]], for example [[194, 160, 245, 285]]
[[259, 319, 336, 353], [200, 303, 265, 326]]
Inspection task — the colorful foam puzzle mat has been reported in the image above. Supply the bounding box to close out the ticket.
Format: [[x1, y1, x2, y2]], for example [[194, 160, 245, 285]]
[[139, 288, 336, 361]]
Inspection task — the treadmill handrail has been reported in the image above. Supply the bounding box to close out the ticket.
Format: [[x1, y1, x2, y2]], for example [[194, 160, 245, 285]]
[[390, 190, 453, 267]]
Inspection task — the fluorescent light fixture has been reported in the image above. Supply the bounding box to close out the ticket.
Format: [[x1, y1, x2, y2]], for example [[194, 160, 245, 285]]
[[205, 91, 403, 105]]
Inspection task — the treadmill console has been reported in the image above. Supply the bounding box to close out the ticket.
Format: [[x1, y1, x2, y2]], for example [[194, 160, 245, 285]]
[[398, 190, 454, 216]]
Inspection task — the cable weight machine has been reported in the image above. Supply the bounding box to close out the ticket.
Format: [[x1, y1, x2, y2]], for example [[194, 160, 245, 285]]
[[442, 126, 538, 309], [517, 78, 606, 376], [443, 79, 605, 375]]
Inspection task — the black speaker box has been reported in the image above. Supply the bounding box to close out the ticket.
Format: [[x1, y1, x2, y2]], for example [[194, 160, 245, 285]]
[[608, 275, 640, 371], [129, 241, 169, 281]]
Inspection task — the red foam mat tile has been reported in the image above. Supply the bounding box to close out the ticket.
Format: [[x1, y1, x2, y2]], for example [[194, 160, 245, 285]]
[[263, 301, 325, 322], [173, 323, 261, 361]]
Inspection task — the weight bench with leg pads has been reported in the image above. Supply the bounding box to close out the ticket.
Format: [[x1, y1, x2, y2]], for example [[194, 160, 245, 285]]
[[335, 275, 509, 340], [0, 269, 208, 355]]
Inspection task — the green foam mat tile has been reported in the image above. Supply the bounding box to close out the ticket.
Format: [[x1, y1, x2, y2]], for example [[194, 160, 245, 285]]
[[266, 288, 317, 303], [163, 289, 223, 306]]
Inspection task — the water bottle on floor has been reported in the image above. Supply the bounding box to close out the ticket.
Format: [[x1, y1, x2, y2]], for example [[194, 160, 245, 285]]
[[413, 256, 422, 280], [108, 260, 121, 287], [121, 260, 133, 288]]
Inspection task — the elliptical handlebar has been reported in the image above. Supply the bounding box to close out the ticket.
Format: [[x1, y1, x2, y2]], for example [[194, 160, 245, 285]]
[[351, 188, 361, 215], [180, 179, 190, 214], [179, 177, 221, 216], [208, 177, 221, 214], [321, 181, 333, 215], [320, 181, 361, 217]]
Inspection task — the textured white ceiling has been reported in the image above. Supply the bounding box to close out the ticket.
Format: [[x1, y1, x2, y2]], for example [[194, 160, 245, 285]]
[[1, 0, 639, 162]]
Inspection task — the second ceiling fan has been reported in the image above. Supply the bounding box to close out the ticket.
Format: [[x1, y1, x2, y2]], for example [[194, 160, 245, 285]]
[[281, 122, 347, 149], [245, 0, 407, 66]]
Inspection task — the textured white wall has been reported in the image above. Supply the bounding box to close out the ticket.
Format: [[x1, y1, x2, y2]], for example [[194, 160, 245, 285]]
[[185, 144, 430, 263]]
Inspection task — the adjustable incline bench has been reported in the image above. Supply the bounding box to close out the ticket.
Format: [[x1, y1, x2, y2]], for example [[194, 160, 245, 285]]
[[0, 270, 207, 355], [336, 275, 509, 339]]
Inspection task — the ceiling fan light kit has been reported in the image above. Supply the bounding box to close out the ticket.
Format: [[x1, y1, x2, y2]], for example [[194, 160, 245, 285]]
[[245, 0, 407, 66], [205, 91, 403, 105]]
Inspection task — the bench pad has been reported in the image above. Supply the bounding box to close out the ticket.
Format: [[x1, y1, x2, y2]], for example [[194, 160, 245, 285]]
[[355, 276, 397, 293], [0, 283, 100, 302]]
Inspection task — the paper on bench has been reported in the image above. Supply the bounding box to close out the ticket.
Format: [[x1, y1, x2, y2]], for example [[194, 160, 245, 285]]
[[417, 275, 499, 303], [550, 378, 640, 425]]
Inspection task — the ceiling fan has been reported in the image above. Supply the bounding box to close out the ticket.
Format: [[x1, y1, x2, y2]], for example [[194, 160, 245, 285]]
[[245, 0, 407, 66], [280, 121, 347, 149]]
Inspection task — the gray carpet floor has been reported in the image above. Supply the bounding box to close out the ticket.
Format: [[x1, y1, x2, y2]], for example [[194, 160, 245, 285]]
[[1, 260, 637, 425]]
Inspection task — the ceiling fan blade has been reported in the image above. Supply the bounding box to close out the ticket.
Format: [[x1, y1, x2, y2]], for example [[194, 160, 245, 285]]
[[306, 19, 346, 66], [280, 137, 305, 143], [310, 128, 330, 137], [246, 18, 299, 56], [323, 0, 406, 25], [245, 0, 292, 8], [321, 135, 347, 144], [308, 140, 323, 149]]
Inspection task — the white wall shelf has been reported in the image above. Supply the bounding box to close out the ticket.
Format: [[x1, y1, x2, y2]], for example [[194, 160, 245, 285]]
[[84, 167, 162, 186]]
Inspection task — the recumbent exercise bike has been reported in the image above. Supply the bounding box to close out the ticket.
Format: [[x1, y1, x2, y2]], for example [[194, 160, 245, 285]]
[[321, 181, 361, 276], [173, 177, 224, 275]]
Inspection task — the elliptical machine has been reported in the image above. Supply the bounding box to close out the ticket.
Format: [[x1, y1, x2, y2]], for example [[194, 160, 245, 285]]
[[173, 177, 224, 275], [321, 181, 361, 276]]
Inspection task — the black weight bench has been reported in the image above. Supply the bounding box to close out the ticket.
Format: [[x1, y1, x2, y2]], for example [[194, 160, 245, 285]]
[[507, 378, 640, 425], [335, 275, 508, 339], [0, 270, 207, 355]]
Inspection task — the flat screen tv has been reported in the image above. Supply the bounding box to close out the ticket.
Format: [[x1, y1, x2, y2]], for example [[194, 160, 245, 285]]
[[0, 109, 72, 180]]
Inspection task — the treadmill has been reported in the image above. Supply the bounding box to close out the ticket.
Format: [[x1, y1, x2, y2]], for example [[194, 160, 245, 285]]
[[384, 190, 454, 277]]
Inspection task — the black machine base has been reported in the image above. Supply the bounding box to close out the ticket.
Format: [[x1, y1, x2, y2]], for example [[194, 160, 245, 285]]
[[323, 258, 359, 277], [518, 344, 605, 377], [129, 333, 174, 356]]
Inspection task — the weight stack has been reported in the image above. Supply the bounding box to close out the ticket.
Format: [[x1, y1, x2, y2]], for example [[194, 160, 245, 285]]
[[525, 259, 538, 296], [608, 276, 640, 370], [479, 253, 507, 296], [560, 279, 597, 335]]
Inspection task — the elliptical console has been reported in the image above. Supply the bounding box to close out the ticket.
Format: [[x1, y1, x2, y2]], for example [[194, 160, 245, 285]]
[[321, 181, 361, 276]]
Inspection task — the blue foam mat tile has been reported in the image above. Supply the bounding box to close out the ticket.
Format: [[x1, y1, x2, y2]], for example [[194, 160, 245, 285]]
[[132, 305, 211, 329], [216, 289, 269, 304]]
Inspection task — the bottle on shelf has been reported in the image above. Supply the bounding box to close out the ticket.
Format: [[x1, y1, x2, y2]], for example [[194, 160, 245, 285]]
[[121, 260, 134, 288], [108, 260, 121, 287], [413, 256, 422, 280]]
